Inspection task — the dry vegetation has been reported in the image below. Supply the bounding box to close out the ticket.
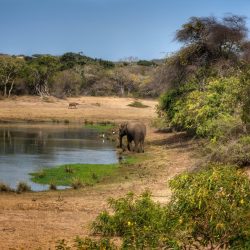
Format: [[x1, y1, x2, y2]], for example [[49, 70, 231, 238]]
[[0, 96, 156, 123]]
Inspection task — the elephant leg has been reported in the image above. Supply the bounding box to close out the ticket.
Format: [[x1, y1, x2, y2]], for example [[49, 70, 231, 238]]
[[134, 141, 139, 153], [141, 140, 144, 153], [127, 138, 132, 151]]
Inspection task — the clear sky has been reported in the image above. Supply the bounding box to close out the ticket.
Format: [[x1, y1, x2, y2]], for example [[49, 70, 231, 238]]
[[0, 0, 250, 60]]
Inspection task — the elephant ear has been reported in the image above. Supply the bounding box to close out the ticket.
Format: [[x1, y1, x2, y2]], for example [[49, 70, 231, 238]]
[[120, 122, 128, 130], [119, 122, 128, 133]]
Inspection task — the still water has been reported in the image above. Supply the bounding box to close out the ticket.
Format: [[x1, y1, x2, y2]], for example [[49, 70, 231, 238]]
[[0, 123, 118, 191]]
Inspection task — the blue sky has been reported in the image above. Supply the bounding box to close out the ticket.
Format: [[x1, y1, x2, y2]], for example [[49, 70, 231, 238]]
[[0, 0, 250, 60]]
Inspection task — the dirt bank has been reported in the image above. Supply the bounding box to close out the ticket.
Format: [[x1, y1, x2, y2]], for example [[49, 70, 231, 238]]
[[0, 96, 198, 249]]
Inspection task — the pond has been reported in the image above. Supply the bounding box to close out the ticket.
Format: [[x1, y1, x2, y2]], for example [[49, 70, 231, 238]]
[[0, 123, 118, 191]]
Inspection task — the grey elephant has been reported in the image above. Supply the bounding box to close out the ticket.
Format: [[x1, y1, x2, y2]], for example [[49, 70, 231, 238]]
[[119, 122, 146, 153]]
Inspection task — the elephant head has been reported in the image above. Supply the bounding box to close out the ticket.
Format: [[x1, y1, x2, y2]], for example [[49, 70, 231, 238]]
[[119, 122, 128, 148]]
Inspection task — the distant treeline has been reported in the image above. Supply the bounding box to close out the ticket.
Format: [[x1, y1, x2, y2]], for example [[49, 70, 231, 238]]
[[0, 52, 162, 98]]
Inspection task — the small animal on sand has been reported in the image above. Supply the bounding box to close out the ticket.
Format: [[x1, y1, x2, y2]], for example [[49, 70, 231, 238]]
[[68, 102, 79, 109]]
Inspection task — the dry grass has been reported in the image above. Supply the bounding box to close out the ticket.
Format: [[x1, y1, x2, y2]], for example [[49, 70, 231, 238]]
[[0, 96, 157, 123]]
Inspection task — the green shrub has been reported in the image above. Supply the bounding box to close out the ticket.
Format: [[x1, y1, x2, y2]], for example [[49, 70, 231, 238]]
[[159, 77, 241, 137], [54, 164, 250, 249], [92, 191, 170, 249], [74, 236, 117, 250], [169, 164, 250, 249], [56, 237, 117, 250], [137, 60, 156, 66], [90, 165, 250, 249], [204, 114, 244, 141], [239, 67, 250, 127]]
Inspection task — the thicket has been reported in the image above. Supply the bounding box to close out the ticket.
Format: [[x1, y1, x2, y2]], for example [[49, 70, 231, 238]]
[[157, 14, 250, 167], [56, 165, 250, 249], [0, 52, 157, 98]]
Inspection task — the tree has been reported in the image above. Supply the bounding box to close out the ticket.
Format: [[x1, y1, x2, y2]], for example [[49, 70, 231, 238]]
[[25, 55, 60, 96], [51, 69, 82, 98], [0, 56, 24, 97], [110, 68, 136, 96], [60, 52, 87, 70], [176, 15, 247, 61], [159, 15, 248, 90]]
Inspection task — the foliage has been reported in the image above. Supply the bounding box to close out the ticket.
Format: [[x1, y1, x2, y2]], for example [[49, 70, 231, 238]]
[[209, 135, 250, 167], [24, 55, 60, 96], [137, 60, 156, 67], [56, 237, 117, 250], [54, 164, 250, 249], [60, 52, 88, 70], [159, 77, 242, 137], [168, 164, 250, 249], [239, 66, 250, 127], [0, 52, 156, 98], [175, 15, 247, 67], [51, 69, 83, 98], [74, 236, 117, 250], [0, 56, 24, 97], [92, 192, 171, 249], [150, 14, 248, 96], [89, 165, 250, 249], [95, 58, 115, 68]]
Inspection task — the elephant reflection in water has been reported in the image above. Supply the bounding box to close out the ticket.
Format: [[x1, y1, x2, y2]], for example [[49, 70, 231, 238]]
[[119, 121, 146, 153]]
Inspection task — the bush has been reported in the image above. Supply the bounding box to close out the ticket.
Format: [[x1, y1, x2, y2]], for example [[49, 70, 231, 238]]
[[137, 60, 156, 66], [0, 182, 13, 192], [92, 192, 170, 249], [209, 135, 250, 166], [16, 182, 31, 193], [54, 164, 250, 249], [204, 114, 244, 141], [70, 177, 85, 189], [159, 77, 241, 137], [74, 237, 117, 250], [168, 164, 250, 249], [49, 182, 57, 190], [91, 165, 250, 249], [56, 237, 117, 250]]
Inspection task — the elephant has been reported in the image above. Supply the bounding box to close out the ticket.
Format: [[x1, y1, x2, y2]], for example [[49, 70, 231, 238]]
[[119, 122, 146, 153]]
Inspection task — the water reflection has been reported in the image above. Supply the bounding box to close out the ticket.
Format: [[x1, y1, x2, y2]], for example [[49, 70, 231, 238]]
[[0, 124, 118, 191]]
